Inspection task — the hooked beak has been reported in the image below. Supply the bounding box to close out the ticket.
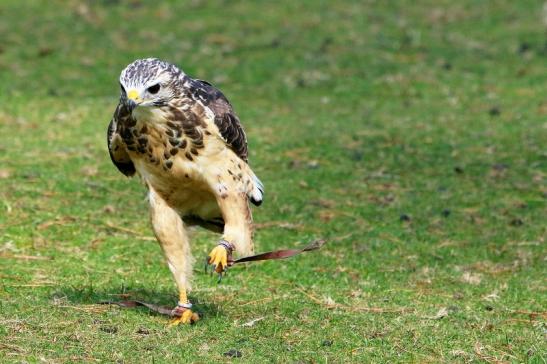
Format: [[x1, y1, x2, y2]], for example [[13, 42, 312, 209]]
[[126, 89, 142, 111]]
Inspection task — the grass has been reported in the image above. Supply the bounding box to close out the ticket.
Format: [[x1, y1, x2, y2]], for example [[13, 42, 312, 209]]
[[0, 0, 546, 362]]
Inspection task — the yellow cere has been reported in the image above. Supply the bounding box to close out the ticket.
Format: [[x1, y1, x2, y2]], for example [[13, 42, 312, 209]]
[[127, 89, 139, 101]]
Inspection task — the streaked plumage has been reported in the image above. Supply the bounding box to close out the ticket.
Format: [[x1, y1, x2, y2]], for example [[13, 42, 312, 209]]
[[107, 58, 263, 324]]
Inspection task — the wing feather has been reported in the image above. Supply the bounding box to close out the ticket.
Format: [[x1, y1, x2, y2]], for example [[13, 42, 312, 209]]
[[189, 79, 248, 162], [107, 118, 135, 177]]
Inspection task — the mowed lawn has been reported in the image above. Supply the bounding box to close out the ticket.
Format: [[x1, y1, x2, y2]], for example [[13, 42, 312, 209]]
[[0, 0, 545, 362]]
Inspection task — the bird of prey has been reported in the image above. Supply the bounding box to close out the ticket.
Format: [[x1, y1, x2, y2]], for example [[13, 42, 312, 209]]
[[107, 58, 264, 325]]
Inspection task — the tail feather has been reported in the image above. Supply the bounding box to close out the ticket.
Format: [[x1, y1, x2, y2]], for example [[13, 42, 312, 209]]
[[249, 173, 264, 206]]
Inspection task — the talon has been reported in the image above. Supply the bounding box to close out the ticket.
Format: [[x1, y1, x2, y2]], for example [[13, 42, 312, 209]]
[[206, 242, 234, 278], [168, 309, 199, 326]]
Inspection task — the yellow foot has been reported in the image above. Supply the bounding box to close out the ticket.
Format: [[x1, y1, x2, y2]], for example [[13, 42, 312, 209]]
[[206, 241, 234, 279], [207, 245, 229, 274], [168, 309, 199, 326]]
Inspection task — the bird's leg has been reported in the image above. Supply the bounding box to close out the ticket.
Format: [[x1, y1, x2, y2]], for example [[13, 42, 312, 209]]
[[207, 192, 254, 280], [149, 188, 199, 325], [169, 287, 199, 326]]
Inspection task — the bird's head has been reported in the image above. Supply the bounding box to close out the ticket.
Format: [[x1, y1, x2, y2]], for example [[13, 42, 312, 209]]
[[119, 58, 185, 111]]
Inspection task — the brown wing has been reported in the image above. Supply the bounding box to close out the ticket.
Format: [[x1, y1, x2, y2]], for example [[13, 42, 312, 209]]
[[107, 117, 135, 177], [188, 79, 248, 162]]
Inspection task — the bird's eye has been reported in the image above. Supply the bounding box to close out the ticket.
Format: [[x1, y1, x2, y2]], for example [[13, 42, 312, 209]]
[[147, 84, 160, 94]]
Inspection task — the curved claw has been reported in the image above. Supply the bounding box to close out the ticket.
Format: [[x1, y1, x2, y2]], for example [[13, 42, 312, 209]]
[[168, 309, 199, 326], [217, 268, 228, 284], [206, 244, 231, 279]]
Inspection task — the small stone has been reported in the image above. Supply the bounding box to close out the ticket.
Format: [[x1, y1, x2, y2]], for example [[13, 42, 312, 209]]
[[518, 42, 530, 54], [321, 340, 333, 347], [509, 218, 523, 227], [38, 47, 54, 57], [492, 163, 508, 171], [400, 214, 411, 222], [307, 160, 320, 169], [351, 150, 364, 161], [441, 209, 451, 218], [223, 349, 242, 358], [488, 106, 501, 116], [454, 166, 464, 174], [136, 327, 150, 335], [270, 38, 281, 48], [99, 326, 118, 334]]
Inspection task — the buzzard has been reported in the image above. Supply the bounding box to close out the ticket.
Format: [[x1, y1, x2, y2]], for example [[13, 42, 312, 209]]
[[107, 58, 264, 325]]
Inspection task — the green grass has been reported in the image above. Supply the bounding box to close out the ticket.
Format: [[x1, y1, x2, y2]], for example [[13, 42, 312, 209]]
[[1, 0, 546, 362]]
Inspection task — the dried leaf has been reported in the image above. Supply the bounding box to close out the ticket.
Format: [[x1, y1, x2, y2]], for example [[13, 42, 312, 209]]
[[319, 210, 336, 222], [324, 296, 336, 306], [482, 291, 500, 302], [0, 169, 11, 179], [81, 166, 98, 177], [240, 317, 265, 327], [461, 272, 482, 285], [430, 307, 449, 320]]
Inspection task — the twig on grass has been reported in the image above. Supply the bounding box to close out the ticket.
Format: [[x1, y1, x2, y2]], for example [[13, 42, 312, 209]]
[[254, 221, 303, 230], [508, 309, 547, 319], [0, 343, 26, 354], [37, 216, 76, 230], [4, 282, 55, 287], [296, 287, 414, 314], [57, 305, 110, 314], [329, 232, 354, 242], [240, 297, 272, 306], [501, 318, 538, 325], [104, 221, 155, 241], [0, 253, 52, 261], [473, 342, 511, 364]]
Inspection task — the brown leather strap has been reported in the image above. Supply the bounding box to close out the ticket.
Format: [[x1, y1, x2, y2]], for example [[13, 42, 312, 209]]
[[230, 239, 326, 264], [100, 240, 326, 316], [99, 300, 183, 317]]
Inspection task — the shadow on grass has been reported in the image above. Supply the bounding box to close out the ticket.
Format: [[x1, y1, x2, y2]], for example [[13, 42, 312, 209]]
[[56, 285, 221, 319]]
